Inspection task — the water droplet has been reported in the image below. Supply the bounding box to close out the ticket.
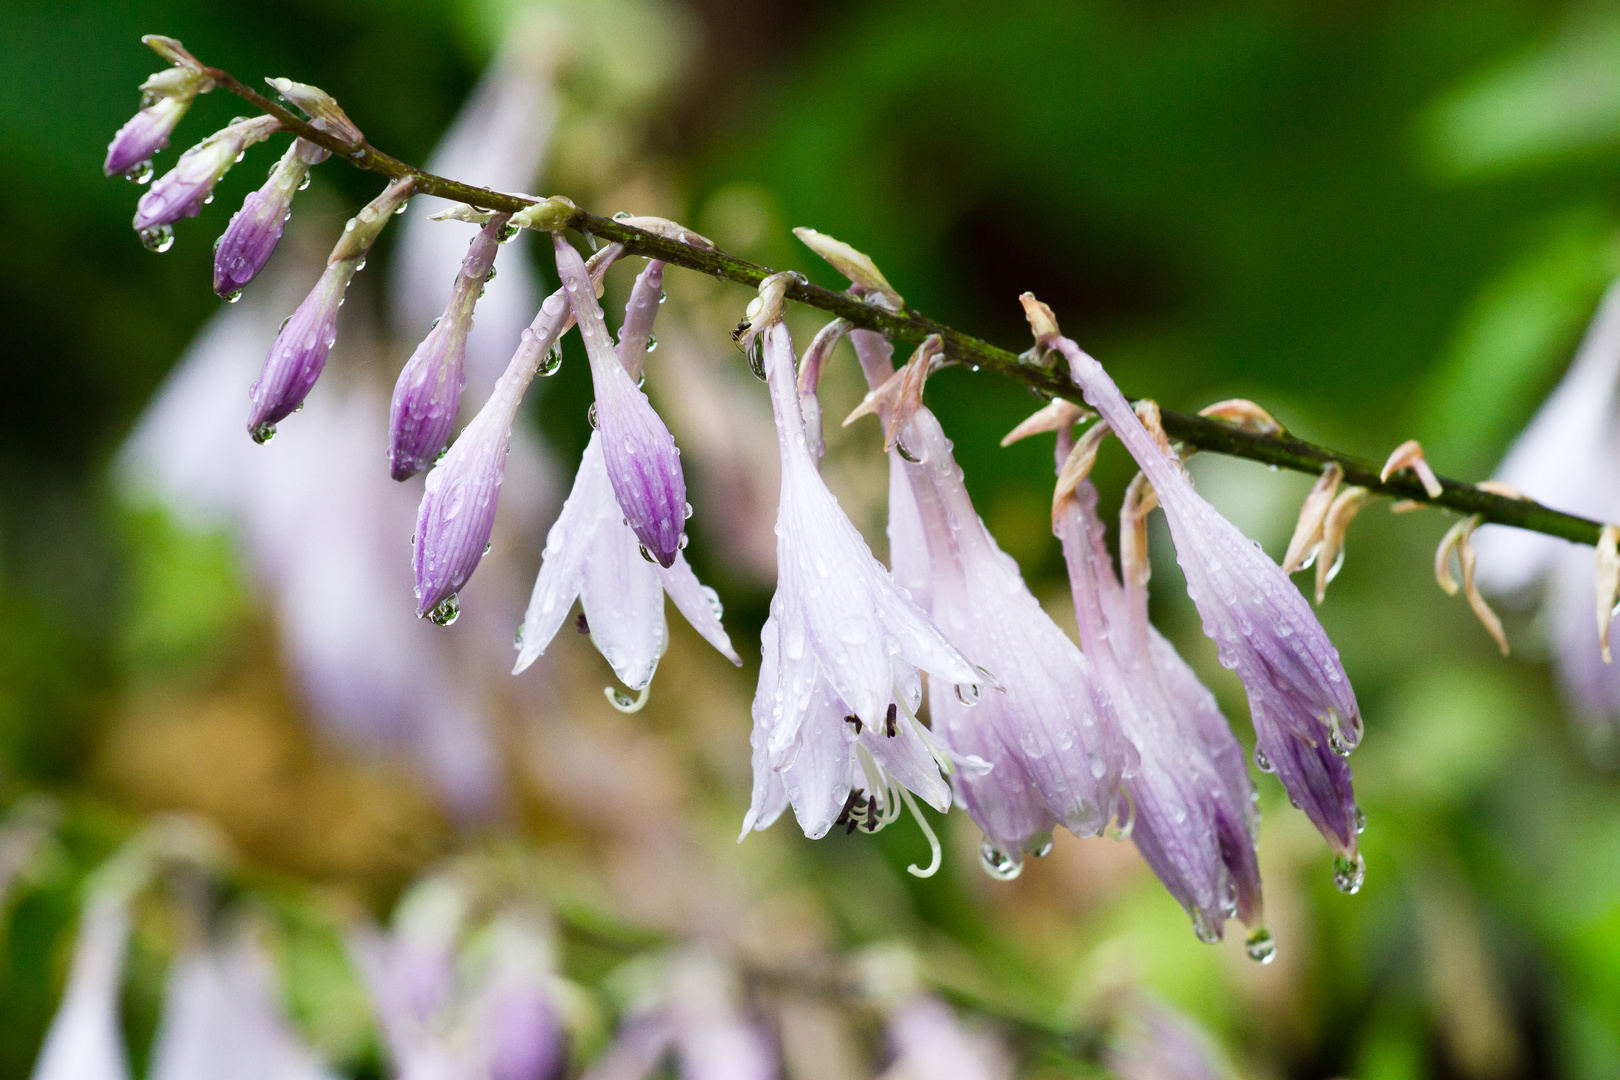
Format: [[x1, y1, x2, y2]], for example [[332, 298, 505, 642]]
[[392, 199, 409, 214], [613, 210, 633, 221], [1253, 746, 1274, 773], [895, 439, 922, 464], [700, 585, 724, 619], [138, 224, 174, 252], [426, 595, 461, 627], [747, 340, 767, 382], [1245, 928, 1276, 964], [646, 334, 657, 353], [1192, 915, 1221, 944], [683, 502, 694, 520], [537, 342, 562, 377], [1332, 852, 1365, 894], [587, 403, 599, 428], [298, 174, 312, 191], [124, 160, 154, 184], [1354, 807, 1367, 834], [658, 289, 668, 305], [249, 421, 276, 445], [482, 541, 492, 556], [1026, 831, 1054, 858], [955, 683, 980, 707], [224, 290, 242, 304], [677, 534, 689, 551], [514, 625, 525, 646], [639, 543, 657, 563], [608, 687, 636, 708], [979, 843, 1023, 880]]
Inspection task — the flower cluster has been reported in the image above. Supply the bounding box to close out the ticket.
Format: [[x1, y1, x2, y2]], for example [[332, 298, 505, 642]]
[[104, 35, 1374, 955]]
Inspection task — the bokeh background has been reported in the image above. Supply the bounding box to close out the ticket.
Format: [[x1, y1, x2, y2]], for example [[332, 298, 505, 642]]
[[5, 0, 1620, 1077]]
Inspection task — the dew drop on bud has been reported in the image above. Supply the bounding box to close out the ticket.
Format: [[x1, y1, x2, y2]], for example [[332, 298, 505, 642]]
[[393, 199, 409, 215], [483, 542, 492, 556], [138, 224, 174, 252], [536, 343, 562, 377], [1332, 852, 1365, 894], [1253, 746, 1273, 773], [1245, 928, 1276, 964], [225, 290, 242, 304], [613, 210, 633, 221], [683, 502, 694, 520], [658, 289, 668, 305], [1026, 831, 1054, 858], [124, 160, 154, 184], [587, 403, 599, 429], [646, 334, 657, 353], [249, 422, 277, 445], [979, 843, 1023, 881], [1355, 807, 1367, 834], [955, 683, 980, 707], [677, 534, 689, 551], [426, 594, 461, 627], [896, 439, 923, 464], [747, 340, 767, 382], [639, 544, 657, 564], [299, 175, 312, 191]]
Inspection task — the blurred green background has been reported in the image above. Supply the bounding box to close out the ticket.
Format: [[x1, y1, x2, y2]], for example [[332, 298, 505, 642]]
[[6, 1, 1620, 1078]]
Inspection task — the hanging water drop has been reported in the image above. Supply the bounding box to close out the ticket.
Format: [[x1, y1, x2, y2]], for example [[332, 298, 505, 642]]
[[249, 422, 277, 445], [645, 334, 657, 354], [426, 595, 461, 627], [677, 534, 689, 550], [138, 224, 174, 252], [955, 682, 981, 707], [979, 843, 1023, 881], [658, 289, 668, 305], [224, 290, 242, 304], [1245, 928, 1276, 964], [124, 160, 154, 184], [639, 543, 657, 564], [613, 210, 633, 221], [1254, 746, 1274, 773], [1332, 852, 1366, 894], [1026, 831, 1054, 858], [684, 502, 694, 520], [587, 403, 599, 429], [747, 340, 766, 382], [537, 342, 562, 377], [1355, 807, 1367, 834]]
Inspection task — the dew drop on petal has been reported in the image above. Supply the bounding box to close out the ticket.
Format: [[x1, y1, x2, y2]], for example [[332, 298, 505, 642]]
[[979, 843, 1023, 881], [1245, 928, 1276, 964], [1332, 852, 1366, 894], [249, 422, 277, 445], [426, 595, 461, 627]]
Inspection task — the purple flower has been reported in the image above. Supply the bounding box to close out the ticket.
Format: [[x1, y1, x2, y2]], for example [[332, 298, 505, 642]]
[[515, 258, 739, 684], [553, 233, 688, 566], [1058, 470, 1264, 947], [578, 1014, 673, 1080], [1107, 994, 1234, 1080], [739, 300, 978, 854], [1038, 302, 1364, 873], [213, 138, 329, 300], [246, 177, 414, 442], [133, 115, 280, 245], [869, 349, 1129, 875], [29, 896, 131, 1080], [389, 214, 512, 480], [148, 939, 337, 1080]]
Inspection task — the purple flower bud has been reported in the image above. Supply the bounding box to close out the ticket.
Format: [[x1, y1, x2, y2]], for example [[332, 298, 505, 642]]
[[213, 138, 328, 300], [133, 115, 280, 242], [246, 177, 414, 441], [104, 59, 211, 180], [389, 214, 510, 480], [553, 233, 688, 566], [1051, 331, 1364, 866], [264, 77, 365, 151]]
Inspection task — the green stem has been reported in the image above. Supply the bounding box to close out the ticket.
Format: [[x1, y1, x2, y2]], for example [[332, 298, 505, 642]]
[[212, 67, 1606, 547]]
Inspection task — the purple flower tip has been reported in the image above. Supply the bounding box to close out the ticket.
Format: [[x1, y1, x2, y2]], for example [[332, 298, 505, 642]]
[[133, 115, 279, 234], [213, 139, 324, 299]]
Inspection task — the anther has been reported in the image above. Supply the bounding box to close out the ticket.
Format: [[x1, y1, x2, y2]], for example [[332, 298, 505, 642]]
[[1380, 439, 1443, 499], [885, 702, 898, 738], [845, 714, 863, 734]]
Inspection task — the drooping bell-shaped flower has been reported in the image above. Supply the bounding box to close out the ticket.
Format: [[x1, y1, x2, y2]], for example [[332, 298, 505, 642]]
[[413, 242, 620, 623], [148, 938, 337, 1080], [133, 115, 281, 245], [515, 258, 740, 687], [857, 331, 1129, 875], [553, 233, 688, 566], [29, 896, 132, 1080], [739, 286, 978, 855], [104, 38, 213, 181], [1057, 465, 1264, 948], [213, 138, 329, 300], [389, 213, 512, 480], [246, 177, 414, 443], [1030, 297, 1364, 871]]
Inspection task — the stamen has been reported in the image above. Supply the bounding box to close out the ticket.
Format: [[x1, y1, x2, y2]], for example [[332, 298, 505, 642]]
[[1282, 462, 1343, 574], [1002, 398, 1088, 447], [574, 612, 590, 635], [1198, 398, 1283, 435], [898, 788, 943, 878], [604, 684, 650, 713], [1380, 439, 1443, 499], [885, 702, 897, 738], [844, 714, 863, 734]]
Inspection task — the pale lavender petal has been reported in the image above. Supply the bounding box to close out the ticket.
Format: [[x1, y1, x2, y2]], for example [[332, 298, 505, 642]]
[[390, 214, 511, 480], [514, 436, 608, 674], [657, 557, 741, 666], [29, 897, 131, 1080], [1055, 336, 1362, 857], [246, 260, 356, 437], [668, 955, 775, 1080], [616, 261, 664, 383], [213, 138, 327, 299], [134, 115, 280, 232], [885, 997, 1011, 1080], [555, 234, 688, 566], [741, 618, 792, 838], [473, 914, 565, 1080], [579, 472, 670, 691], [777, 677, 857, 839]]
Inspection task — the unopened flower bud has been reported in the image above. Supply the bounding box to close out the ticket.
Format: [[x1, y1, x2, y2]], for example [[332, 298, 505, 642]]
[[509, 195, 577, 232], [264, 77, 365, 150], [389, 213, 511, 480], [104, 64, 212, 180], [246, 177, 413, 439], [133, 115, 280, 236], [213, 138, 328, 299], [793, 227, 904, 308]]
